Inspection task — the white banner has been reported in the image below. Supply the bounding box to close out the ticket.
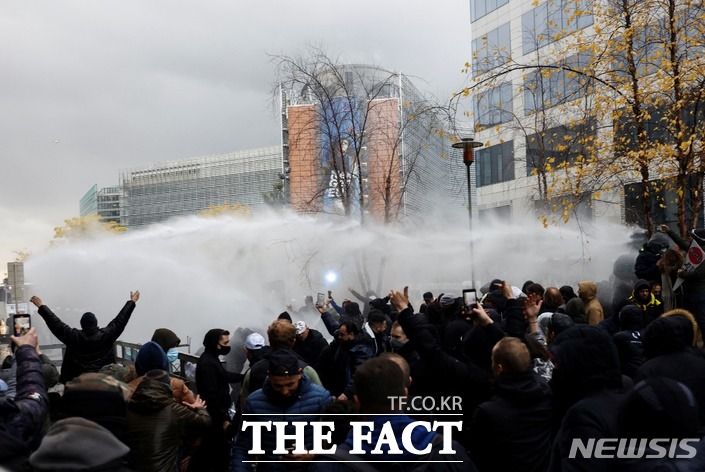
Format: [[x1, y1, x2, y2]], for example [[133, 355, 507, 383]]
[[672, 239, 705, 291]]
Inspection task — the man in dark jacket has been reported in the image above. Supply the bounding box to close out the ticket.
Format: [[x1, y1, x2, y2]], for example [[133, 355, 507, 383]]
[[231, 349, 332, 471], [190, 328, 244, 472], [317, 312, 375, 401], [635, 312, 705, 432], [634, 231, 670, 281], [469, 337, 552, 472], [315, 356, 474, 471], [0, 328, 49, 470], [125, 369, 211, 472], [30, 291, 140, 384], [292, 320, 328, 367], [612, 305, 646, 378], [548, 325, 626, 472]]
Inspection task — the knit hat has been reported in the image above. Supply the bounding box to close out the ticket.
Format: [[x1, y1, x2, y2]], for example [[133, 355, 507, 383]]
[[134, 341, 168, 376], [278, 311, 293, 323], [29, 417, 130, 471], [294, 321, 307, 336], [268, 349, 301, 377], [245, 333, 266, 350], [439, 293, 456, 306], [61, 373, 130, 440], [80, 312, 98, 331]]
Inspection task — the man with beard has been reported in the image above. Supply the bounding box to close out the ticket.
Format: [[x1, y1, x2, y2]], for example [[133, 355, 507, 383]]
[[231, 349, 332, 471], [317, 312, 375, 402], [190, 329, 244, 472]]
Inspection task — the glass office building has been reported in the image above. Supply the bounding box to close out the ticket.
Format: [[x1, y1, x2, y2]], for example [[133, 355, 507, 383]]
[[119, 146, 283, 227]]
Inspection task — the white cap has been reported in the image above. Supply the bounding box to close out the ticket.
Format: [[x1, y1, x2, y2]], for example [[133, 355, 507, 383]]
[[245, 333, 265, 350]]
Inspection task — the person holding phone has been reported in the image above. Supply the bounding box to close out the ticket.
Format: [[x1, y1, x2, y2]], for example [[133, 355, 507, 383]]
[[30, 291, 140, 384], [0, 328, 49, 470]]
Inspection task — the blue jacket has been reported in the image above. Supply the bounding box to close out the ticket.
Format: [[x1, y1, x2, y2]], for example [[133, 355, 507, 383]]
[[231, 374, 332, 471]]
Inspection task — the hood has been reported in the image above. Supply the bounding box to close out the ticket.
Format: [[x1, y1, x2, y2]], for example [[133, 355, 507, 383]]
[[343, 415, 436, 458], [135, 341, 168, 377], [203, 328, 226, 353], [643, 314, 693, 358], [565, 298, 585, 320], [647, 232, 670, 252], [633, 279, 651, 292], [151, 328, 180, 352], [619, 305, 645, 331], [578, 281, 597, 301], [128, 377, 174, 413], [550, 325, 622, 406], [80, 312, 98, 332], [620, 377, 699, 438], [494, 370, 550, 402], [29, 417, 130, 471]]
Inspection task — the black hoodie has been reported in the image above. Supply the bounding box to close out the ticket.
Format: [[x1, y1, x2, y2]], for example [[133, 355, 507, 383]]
[[195, 329, 243, 424], [469, 370, 553, 472]]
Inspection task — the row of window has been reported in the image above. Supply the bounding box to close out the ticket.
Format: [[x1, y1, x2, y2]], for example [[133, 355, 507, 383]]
[[475, 120, 596, 186], [472, 1, 593, 75]]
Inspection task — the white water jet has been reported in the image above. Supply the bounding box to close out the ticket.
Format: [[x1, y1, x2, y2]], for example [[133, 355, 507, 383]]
[[25, 210, 635, 348]]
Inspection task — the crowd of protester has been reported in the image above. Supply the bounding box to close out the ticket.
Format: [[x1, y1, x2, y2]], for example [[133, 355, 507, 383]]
[[3, 225, 705, 471]]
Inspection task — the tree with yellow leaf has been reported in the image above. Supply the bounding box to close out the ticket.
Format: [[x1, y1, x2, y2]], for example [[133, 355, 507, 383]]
[[461, 0, 705, 238], [53, 214, 127, 242], [199, 203, 252, 218]]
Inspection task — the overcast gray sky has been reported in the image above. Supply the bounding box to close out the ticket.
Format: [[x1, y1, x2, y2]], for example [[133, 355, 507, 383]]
[[0, 0, 472, 270]]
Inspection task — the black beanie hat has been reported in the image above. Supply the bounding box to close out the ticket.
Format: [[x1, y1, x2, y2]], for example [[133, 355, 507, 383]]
[[80, 312, 98, 331]]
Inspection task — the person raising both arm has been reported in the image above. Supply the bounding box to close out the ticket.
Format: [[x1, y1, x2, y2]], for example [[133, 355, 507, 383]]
[[29, 291, 140, 384]]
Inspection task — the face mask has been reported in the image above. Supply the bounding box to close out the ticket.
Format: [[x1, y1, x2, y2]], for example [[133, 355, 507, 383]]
[[219, 345, 232, 356], [166, 348, 179, 363], [390, 338, 405, 352]]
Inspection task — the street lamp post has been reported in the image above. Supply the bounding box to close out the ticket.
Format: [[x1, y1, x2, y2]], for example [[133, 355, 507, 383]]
[[452, 137, 483, 286]]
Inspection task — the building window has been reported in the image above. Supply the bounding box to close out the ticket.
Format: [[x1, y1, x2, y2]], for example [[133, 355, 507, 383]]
[[475, 82, 514, 128], [472, 22, 511, 75], [526, 120, 596, 176], [476, 140, 515, 187], [522, 0, 593, 55], [472, 0, 509, 22], [523, 52, 592, 114]]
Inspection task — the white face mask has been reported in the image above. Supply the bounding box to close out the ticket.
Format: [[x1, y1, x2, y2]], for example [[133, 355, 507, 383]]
[[166, 348, 179, 363]]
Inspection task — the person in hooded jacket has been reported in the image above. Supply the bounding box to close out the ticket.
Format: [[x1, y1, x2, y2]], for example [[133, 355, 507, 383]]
[[30, 292, 140, 384], [634, 311, 705, 432], [0, 328, 48, 471], [151, 328, 182, 371], [614, 377, 705, 472], [607, 279, 663, 334], [292, 320, 328, 367], [125, 369, 211, 472], [548, 325, 627, 472], [190, 328, 244, 472], [577, 281, 604, 325], [634, 231, 671, 282], [127, 340, 196, 405], [612, 305, 647, 378], [468, 337, 552, 472]]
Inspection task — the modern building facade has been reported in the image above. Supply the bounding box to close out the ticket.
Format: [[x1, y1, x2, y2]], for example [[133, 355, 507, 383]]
[[118, 146, 283, 227], [281, 64, 467, 227], [469, 0, 705, 227], [79, 185, 122, 224]]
